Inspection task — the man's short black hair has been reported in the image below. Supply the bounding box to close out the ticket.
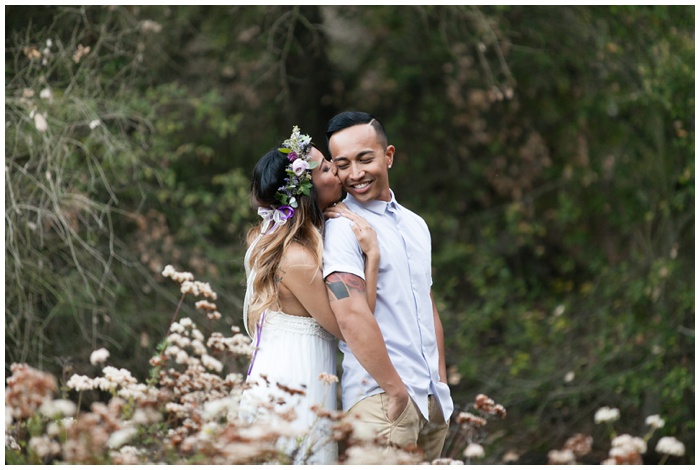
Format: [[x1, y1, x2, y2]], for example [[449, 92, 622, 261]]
[[325, 111, 388, 148]]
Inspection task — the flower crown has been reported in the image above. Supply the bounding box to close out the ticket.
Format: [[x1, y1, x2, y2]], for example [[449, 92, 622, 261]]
[[275, 125, 318, 208], [256, 126, 318, 235]]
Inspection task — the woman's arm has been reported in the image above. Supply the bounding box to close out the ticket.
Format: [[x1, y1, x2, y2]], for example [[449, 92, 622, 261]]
[[279, 244, 345, 341]]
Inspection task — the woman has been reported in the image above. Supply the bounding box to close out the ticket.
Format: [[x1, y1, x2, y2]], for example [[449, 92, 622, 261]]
[[239, 126, 378, 464]]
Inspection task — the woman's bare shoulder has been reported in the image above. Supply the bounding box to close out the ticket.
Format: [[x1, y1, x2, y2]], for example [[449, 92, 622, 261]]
[[280, 242, 317, 269]]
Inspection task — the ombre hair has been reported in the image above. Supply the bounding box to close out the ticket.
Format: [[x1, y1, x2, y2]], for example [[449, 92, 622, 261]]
[[245, 146, 325, 330]]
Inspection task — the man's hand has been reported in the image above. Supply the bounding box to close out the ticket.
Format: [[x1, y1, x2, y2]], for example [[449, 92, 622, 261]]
[[386, 388, 410, 422]]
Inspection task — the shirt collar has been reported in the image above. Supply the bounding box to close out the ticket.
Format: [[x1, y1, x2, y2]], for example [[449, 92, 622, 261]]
[[346, 190, 399, 216]]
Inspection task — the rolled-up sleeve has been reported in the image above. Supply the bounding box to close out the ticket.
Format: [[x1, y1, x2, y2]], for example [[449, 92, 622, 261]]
[[322, 217, 365, 280]]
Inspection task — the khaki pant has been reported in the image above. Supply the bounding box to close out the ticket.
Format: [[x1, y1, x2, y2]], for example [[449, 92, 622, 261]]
[[345, 393, 449, 462]]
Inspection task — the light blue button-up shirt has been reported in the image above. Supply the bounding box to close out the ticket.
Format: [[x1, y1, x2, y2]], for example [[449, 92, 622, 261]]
[[323, 191, 453, 421]]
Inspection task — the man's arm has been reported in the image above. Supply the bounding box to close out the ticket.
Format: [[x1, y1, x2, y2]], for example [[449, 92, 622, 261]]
[[431, 291, 448, 384], [325, 272, 409, 421]]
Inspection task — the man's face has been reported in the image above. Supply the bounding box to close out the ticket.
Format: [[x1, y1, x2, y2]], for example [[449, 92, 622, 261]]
[[329, 124, 394, 203]]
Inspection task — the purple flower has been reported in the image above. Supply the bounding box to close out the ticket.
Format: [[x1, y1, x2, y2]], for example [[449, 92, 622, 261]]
[[287, 151, 298, 162]]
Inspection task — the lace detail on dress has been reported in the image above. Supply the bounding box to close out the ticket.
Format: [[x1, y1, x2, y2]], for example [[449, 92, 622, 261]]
[[264, 311, 334, 341]]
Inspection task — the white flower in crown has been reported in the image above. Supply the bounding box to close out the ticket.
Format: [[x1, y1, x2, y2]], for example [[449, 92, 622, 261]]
[[292, 158, 310, 175]]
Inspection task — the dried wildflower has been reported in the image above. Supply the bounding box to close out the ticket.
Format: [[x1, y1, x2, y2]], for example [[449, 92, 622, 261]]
[[474, 394, 494, 411], [655, 436, 685, 457], [162, 264, 176, 278], [39, 87, 53, 101], [594, 406, 620, 424], [431, 457, 465, 465], [473, 393, 506, 417], [102, 366, 138, 388], [447, 365, 462, 385], [318, 372, 338, 384], [501, 450, 520, 463], [39, 398, 77, 418], [175, 350, 190, 364], [110, 446, 145, 465], [6, 363, 58, 419], [463, 442, 485, 459], [29, 435, 61, 459], [456, 411, 487, 428], [141, 20, 163, 33], [548, 448, 576, 465], [202, 354, 223, 372], [34, 111, 48, 132], [107, 426, 137, 449], [66, 374, 95, 391], [195, 300, 217, 311], [563, 433, 593, 457], [73, 43, 90, 63], [6, 435, 21, 451], [612, 434, 646, 454], [191, 339, 207, 356], [23, 46, 42, 59], [90, 347, 110, 365]]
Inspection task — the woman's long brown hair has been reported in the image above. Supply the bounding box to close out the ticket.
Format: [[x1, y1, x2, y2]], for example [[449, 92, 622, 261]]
[[245, 147, 325, 332]]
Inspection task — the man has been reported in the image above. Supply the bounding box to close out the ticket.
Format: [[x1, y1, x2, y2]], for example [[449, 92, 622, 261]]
[[322, 111, 453, 461]]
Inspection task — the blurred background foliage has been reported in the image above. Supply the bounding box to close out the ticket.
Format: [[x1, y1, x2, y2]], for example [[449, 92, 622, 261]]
[[5, 5, 694, 464]]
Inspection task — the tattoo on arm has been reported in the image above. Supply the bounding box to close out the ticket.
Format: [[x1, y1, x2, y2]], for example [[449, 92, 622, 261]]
[[325, 273, 366, 302]]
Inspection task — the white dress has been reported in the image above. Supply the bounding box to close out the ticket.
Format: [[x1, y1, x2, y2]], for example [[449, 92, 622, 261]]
[[239, 236, 338, 465]]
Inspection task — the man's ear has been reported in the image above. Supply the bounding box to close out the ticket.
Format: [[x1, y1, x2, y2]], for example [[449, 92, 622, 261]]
[[385, 145, 395, 169]]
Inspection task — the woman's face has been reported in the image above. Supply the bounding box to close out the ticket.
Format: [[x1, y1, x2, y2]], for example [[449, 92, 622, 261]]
[[310, 146, 342, 210]]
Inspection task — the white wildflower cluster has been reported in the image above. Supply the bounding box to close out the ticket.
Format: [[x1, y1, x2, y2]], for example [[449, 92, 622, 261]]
[[575, 409, 684, 465], [107, 426, 138, 449], [201, 354, 224, 373], [162, 265, 217, 301], [96, 366, 138, 391], [196, 299, 222, 320], [548, 433, 594, 465], [162, 264, 194, 283], [180, 280, 217, 299], [645, 414, 665, 429], [318, 372, 339, 385], [548, 448, 576, 465], [594, 406, 620, 424], [66, 374, 95, 392], [141, 19, 163, 33], [117, 383, 158, 402], [38, 399, 77, 419], [463, 442, 485, 459], [655, 436, 685, 457], [601, 433, 647, 465], [29, 435, 61, 459], [109, 445, 147, 465], [7, 263, 483, 466], [430, 457, 465, 465], [207, 329, 254, 357], [442, 394, 507, 464], [90, 348, 110, 366]]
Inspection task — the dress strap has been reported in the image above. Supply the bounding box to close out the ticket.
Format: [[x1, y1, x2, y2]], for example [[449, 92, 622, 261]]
[[246, 310, 266, 376]]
